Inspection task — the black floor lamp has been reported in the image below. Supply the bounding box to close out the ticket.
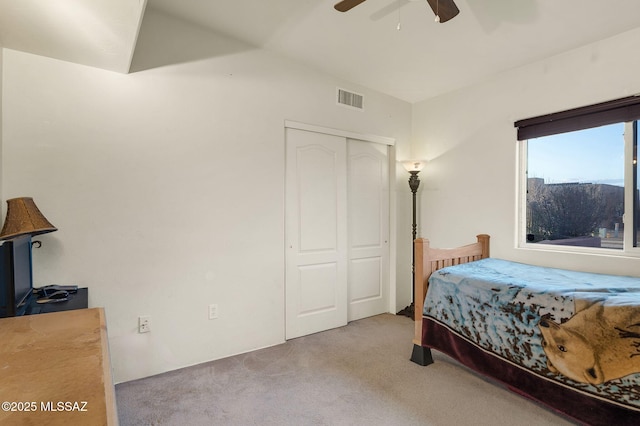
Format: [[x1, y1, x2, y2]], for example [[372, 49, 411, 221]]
[[397, 160, 425, 319]]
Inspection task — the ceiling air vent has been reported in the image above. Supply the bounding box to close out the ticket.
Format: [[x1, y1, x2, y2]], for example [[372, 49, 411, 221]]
[[337, 88, 364, 110]]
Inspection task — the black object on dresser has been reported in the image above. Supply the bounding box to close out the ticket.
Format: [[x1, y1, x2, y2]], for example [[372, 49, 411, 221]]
[[26, 288, 88, 314], [0, 236, 34, 318]]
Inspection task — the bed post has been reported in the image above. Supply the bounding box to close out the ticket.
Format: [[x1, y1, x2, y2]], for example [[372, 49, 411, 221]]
[[477, 234, 490, 259], [410, 238, 434, 366]]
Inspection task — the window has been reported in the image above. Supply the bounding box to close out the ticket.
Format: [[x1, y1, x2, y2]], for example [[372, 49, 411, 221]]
[[525, 124, 625, 249], [515, 96, 640, 253]]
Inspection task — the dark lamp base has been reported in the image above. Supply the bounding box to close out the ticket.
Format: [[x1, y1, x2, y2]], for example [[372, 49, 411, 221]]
[[396, 303, 415, 319]]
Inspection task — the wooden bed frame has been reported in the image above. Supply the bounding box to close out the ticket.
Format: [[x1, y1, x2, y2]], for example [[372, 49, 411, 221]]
[[407, 234, 640, 423], [410, 234, 490, 365]]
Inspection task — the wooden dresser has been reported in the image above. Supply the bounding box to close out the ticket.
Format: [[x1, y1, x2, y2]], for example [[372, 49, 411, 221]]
[[0, 308, 117, 425]]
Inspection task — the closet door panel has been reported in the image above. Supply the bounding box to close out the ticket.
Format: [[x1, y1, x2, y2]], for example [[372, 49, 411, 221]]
[[285, 128, 347, 339]]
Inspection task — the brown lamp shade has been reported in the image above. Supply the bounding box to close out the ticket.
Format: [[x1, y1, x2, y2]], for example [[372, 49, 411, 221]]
[[0, 197, 58, 240]]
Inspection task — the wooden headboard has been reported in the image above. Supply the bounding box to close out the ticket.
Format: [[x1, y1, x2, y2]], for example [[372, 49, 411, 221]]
[[412, 234, 490, 346]]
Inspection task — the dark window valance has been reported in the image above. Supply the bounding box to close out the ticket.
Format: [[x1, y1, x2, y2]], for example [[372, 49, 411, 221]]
[[515, 95, 640, 140]]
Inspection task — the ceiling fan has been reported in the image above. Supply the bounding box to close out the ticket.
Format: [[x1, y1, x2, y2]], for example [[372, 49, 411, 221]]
[[334, 0, 460, 23]]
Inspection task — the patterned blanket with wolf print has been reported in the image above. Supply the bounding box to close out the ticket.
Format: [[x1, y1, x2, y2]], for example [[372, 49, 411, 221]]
[[424, 258, 640, 410]]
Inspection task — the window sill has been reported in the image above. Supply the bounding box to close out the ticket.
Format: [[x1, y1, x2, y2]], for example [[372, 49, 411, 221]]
[[517, 242, 640, 259]]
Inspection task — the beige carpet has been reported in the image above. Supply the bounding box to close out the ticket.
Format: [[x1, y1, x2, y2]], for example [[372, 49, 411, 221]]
[[116, 314, 575, 425]]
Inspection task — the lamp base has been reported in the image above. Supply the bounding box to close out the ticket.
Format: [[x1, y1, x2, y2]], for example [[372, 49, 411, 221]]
[[396, 303, 415, 320]]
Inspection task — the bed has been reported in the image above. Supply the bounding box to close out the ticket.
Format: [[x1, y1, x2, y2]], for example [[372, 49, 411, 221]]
[[410, 234, 640, 425]]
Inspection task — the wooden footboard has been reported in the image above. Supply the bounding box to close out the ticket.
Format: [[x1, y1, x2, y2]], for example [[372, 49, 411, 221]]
[[412, 234, 490, 353]]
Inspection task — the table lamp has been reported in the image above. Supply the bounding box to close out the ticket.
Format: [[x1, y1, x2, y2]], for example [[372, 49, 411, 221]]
[[0, 197, 57, 240]]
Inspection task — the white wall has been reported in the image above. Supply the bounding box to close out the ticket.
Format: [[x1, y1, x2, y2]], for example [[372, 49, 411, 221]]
[[1, 8, 412, 383], [412, 26, 640, 276]]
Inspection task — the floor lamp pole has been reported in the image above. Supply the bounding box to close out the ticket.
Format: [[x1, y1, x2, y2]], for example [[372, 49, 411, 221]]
[[398, 169, 421, 319]]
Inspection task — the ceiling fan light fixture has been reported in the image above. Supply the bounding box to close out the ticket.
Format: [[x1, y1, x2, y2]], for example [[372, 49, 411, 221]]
[[334, 0, 459, 23]]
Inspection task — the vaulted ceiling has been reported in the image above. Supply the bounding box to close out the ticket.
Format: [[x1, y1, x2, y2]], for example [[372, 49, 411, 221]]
[[2, 0, 640, 103]]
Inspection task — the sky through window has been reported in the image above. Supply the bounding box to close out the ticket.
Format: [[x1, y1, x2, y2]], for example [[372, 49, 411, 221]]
[[527, 123, 625, 187]]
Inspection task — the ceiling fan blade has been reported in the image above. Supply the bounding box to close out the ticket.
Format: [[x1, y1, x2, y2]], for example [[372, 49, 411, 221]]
[[334, 0, 368, 12], [426, 0, 459, 23]]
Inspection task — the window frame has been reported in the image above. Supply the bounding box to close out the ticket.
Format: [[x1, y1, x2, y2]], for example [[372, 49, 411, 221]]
[[516, 98, 640, 256]]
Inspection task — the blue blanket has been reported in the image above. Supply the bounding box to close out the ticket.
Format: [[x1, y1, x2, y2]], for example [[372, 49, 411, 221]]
[[424, 258, 640, 409]]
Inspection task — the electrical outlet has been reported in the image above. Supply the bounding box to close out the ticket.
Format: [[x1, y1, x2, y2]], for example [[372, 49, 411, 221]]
[[138, 316, 151, 333], [208, 304, 218, 320]]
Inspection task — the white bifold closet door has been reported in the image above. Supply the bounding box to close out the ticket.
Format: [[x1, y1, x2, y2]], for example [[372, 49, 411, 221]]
[[285, 128, 389, 340]]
